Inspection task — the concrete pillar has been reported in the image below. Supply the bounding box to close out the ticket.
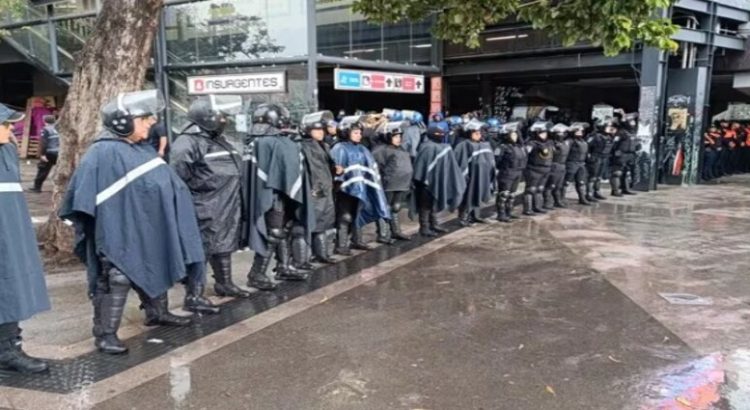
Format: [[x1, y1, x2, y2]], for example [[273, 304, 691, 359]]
[[635, 47, 669, 191]]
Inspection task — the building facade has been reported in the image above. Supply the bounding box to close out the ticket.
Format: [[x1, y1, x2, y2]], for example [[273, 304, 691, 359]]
[[2, 0, 750, 188]]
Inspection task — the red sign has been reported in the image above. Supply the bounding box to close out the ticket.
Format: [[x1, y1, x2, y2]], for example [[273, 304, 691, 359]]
[[403, 77, 415, 91], [371, 74, 385, 89], [430, 76, 443, 115]]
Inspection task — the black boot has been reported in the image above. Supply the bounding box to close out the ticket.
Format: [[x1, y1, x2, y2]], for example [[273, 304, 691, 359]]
[[0, 324, 48, 374], [351, 227, 373, 250], [133, 287, 192, 327], [419, 209, 437, 237], [184, 276, 220, 315], [523, 193, 535, 216], [553, 187, 566, 208], [585, 181, 598, 203], [458, 207, 471, 227], [496, 197, 510, 223], [533, 191, 547, 214], [543, 190, 555, 210], [275, 239, 310, 281], [593, 179, 606, 200], [576, 183, 591, 206], [429, 212, 448, 233], [311, 232, 336, 263], [623, 173, 637, 195], [389, 213, 411, 240], [506, 196, 520, 219], [469, 210, 488, 224], [210, 254, 251, 298], [247, 252, 277, 291], [611, 173, 623, 197], [334, 223, 352, 255], [291, 236, 315, 270], [94, 270, 130, 354], [376, 219, 396, 244]]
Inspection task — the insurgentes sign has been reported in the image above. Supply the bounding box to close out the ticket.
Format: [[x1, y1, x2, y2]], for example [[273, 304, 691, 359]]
[[187, 72, 287, 95], [334, 68, 425, 94]]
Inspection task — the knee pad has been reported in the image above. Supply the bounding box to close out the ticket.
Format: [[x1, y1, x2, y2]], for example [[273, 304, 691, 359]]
[[547, 184, 556, 190], [108, 269, 131, 289], [268, 227, 286, 240], [537, 185, 545, 192], [391, 201, 402, 213], [338, 212, 353, 225], [526, 186, 537, 194], [613, 170, 623, 177]]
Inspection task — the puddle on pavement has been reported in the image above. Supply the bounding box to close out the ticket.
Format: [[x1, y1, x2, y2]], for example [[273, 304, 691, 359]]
[[636, 351, 750, 409]]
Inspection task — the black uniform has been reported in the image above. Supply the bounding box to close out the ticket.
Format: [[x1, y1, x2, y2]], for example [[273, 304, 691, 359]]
[[297, 135, 336, 265], [494, 133, 527, 222], [586, 131, 615, 201], [565, 133, 590, 205], [372, 123, 414, 242], [610, 126, 639, 196], [523, 135, 554, 215], [545, 127, 572, 209]]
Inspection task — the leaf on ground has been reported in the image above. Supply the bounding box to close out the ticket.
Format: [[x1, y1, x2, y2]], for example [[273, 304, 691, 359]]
[[608, 355, 622, 363], [545, 385, 556, 396], [518, 344, 524, 350]]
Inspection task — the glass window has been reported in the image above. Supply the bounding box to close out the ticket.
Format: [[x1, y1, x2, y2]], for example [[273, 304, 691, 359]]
[[164, 0, 308, 64], [52, 0, 99, 17], [55, 17, 96, 73], [166, 64, 312, 144], [316, 0, 434, 64], [6, 24, 52, 69]]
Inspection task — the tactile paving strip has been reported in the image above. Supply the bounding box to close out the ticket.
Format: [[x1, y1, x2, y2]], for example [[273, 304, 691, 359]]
[[0, 217, 468, 393]]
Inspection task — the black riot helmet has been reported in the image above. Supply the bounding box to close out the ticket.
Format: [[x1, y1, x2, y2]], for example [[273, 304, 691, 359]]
[[529, 121, 552, 141], [101, 90, 165, 137], [252, 103, 290, 128], [187, 95, 242, 134], [597, 117, 618, 134], [623, 112, 638, 131], [551, 123, 569, 141], [426, 123, 448, 142], [384, 120, 407, 145], [568, 122, 590, 137], [338, 115, 364, 140], [500, 121, 521, 143], [301, 110, 334, 136]]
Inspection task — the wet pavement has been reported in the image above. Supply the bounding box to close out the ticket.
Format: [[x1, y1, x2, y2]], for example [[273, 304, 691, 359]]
[[3, 168, 750, 409]]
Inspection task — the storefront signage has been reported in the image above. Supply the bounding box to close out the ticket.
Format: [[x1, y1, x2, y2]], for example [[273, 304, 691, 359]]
[[187, 72, 287, 95], [334, 68, 425, 94]]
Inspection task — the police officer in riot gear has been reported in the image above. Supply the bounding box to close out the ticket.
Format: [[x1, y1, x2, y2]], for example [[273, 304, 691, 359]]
[[61, 91, 205, 354], [331, 116, 390, 254], [244, 103, 314, 291], [545, 123, 572, 208], [523, 121, 554, 215], [455, 119, 495, 226], [294, 111, 337, 267], [373, 121, 414, 242], [586, 118, 617, 202], [494, 121, 527, 222], [171, 95, 250, 303], [611, 113, 639, 196], [565, 122, 591, 205]]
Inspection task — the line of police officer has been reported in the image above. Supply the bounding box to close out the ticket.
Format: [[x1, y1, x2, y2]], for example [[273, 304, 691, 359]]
[[0, 89, 641, 372]]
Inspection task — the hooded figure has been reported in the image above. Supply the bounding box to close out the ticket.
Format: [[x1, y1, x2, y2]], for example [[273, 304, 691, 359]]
[[243, 103, 315, 291], [171, 95, 250, 301], [523, 121, 555, 215], [610, 112, 639, 196], [372, 120, 414, 243], [293, 111, 337, 269], [564, 122, 591, 206], [494, 121, 528, 223], [454, 119, 495, 226], [411, 124, 467, 236], [544, 123, 572, 209], [59, 91, 205, 355], [401, 110, 425, 158], [0, 103, 50, 373], [586, 117, 617, 202], [331, 116, 391, 255]]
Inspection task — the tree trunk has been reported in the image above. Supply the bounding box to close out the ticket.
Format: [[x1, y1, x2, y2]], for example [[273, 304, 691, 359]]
[[38, 0, 164, 261]]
